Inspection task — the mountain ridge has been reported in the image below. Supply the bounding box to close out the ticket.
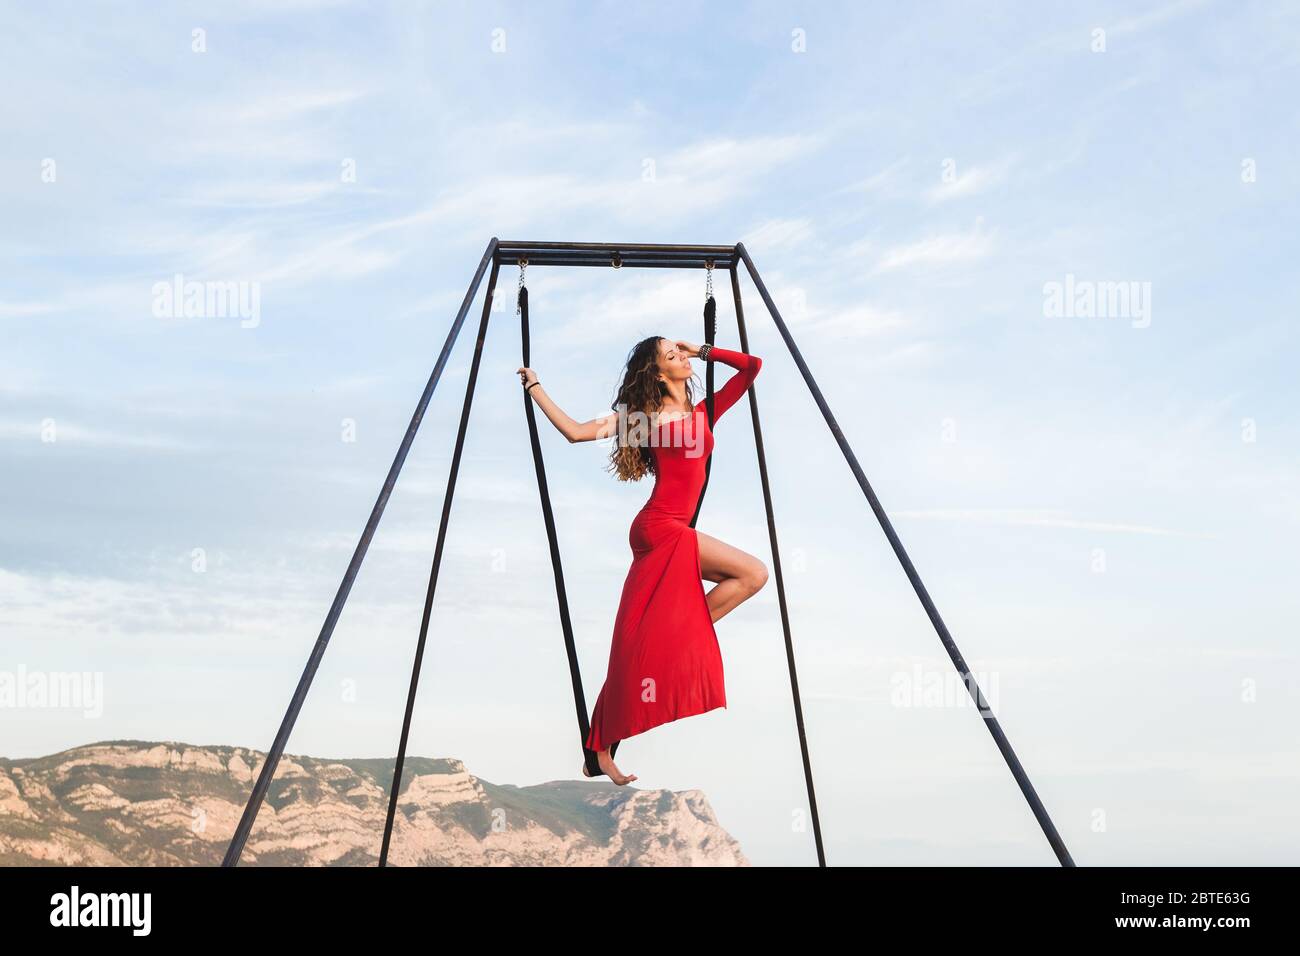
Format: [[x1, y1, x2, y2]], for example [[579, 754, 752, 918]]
[[0, 739, 747, 867]]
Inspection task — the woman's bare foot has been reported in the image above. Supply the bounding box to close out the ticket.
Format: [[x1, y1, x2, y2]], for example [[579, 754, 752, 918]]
[[581, 748, 637, 786]]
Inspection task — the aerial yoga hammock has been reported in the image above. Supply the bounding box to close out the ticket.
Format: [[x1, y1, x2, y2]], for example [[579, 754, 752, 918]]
[[516, 257, 761, 783]]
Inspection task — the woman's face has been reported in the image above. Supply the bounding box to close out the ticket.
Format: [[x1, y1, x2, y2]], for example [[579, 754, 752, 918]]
[[656, 338, 692, 384]]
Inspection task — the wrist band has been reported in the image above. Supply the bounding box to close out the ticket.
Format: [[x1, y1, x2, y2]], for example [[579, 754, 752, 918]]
[[699, 342, 713, 361], [526, 381, 540, 393]]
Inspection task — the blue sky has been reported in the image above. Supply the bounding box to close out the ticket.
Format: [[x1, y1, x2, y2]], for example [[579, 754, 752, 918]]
[[2, 0, 1298, 865]]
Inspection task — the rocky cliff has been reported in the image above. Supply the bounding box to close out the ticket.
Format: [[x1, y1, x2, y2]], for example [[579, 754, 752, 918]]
[[0, 740, 747, 866]]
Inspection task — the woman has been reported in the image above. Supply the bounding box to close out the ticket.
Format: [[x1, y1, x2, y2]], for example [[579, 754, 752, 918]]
[[517, 336, 768, 785]]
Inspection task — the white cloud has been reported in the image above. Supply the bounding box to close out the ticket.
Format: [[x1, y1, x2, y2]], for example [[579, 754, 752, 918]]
[[1111, 0, 1210, 35], [838, 156, 911, 198], [664, 133, 826, 180], [406, 131, 828, 234], [0, 421, 200, 451], [177, 180, 348, 210], [889, 508, 1207, 537], [790, 302, 908, 339], [0, 301, 59, 318], [231, 89, 369, 123], [868, 218, 995, 275], [926, 156, 1017, 204], [539, 271, 722, 344], [741, 218, 815, 251]]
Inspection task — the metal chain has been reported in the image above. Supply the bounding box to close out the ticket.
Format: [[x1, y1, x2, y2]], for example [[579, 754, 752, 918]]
[[705, 259, 714, 299], [515, 258, 527, 315]]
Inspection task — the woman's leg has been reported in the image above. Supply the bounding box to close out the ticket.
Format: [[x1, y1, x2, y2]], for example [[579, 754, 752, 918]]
[[696, 529, 769, 623]]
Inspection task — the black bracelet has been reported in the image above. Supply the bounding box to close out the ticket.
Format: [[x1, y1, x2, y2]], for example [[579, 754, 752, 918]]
[[698, 342, 713, 361], [526, 381, 540, 393]]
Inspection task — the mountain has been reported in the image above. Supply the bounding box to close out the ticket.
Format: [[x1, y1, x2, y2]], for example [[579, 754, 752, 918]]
[[0, 740, 748, 866]]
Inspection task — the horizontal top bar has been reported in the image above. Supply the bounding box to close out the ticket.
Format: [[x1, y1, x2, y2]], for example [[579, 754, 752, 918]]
[[499, 241, 736, 254], [495, 240, 737, 269]]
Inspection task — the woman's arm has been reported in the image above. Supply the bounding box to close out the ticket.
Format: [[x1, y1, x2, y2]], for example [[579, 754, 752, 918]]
[[697, 345, 762, 421], [517, 366, 618, 443]]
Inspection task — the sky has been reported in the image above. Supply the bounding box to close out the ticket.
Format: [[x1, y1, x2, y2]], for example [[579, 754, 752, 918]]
[[1, 0, 1298, 866]]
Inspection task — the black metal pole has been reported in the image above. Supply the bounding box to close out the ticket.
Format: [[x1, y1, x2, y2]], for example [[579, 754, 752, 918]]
[[736, 242, 1075, 867], [497, 240, 734, 259], [488, 258, 733, 270], [727, 263, 828, 867], [378, 260, 501, 866], [221, 238, 499, 867], [495, 241, 735, 271]]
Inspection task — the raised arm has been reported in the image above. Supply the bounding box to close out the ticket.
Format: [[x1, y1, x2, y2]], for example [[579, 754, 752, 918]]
[[518, 366, 618, 443], [703, 346, 762, 421]]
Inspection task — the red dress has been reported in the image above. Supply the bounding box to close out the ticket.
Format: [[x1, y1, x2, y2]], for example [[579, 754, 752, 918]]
[[584, 347, 763, 753]]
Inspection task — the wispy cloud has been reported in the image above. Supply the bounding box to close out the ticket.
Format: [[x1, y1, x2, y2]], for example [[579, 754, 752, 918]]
[[867, 217, 995, 275], [925, 156, 1017, 204], [412, 131, 829, 231], [0, 421, 201, 451], [889, 509, 1208, 537], [838, 155, 910, 198], [1111, 0, 1210, 36], [788, 302, 908, 339], [0, 301, 60, 318], [231, 88, 370, 122], [665, 133, 826, 181], [741, 218, 815, 251], [177, 180, 350, 210]]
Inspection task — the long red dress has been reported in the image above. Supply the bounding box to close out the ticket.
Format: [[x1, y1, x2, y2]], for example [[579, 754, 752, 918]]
[[584, 346, 763, 754]]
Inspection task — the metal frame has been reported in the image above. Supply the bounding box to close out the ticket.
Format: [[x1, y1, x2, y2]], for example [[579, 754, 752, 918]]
[[222, 238, 1075, 868]]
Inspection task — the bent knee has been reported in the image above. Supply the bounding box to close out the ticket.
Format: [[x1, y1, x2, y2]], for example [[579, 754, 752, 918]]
[[742, 560, 769, 594]]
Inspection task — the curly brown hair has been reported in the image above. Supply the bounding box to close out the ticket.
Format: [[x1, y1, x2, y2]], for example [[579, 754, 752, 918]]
[[605, 335, 700, 482]]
